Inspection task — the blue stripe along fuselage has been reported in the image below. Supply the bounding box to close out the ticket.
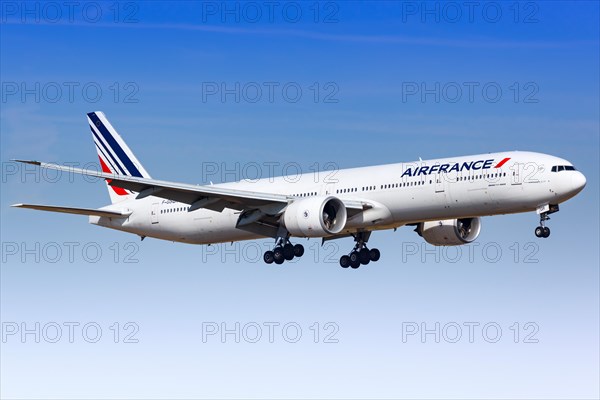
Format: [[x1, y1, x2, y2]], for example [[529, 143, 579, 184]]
[[87, 112, 143, 178]]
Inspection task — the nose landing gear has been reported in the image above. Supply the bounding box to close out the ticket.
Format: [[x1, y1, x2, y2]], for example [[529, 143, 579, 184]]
[[534, 204, 559, 238], [534, 214, 551, 238]]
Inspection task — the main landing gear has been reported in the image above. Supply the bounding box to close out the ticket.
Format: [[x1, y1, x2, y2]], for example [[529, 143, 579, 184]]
[[534, 212, 551, 238], [263, 238, 304, 265], [339, 231, 380, 269]]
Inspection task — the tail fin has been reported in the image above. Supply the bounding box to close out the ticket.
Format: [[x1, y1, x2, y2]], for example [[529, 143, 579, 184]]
[[87, 111, 151, 204]]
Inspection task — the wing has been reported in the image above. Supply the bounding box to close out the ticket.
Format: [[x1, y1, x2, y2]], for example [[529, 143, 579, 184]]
[[11, 203, 132, 218], [14, 160, 372, 238], [14, 160, 290, 213]]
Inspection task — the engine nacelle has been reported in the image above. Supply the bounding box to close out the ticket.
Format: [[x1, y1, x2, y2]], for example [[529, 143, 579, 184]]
[[283, 196, 347, 237], [417, 217, 481, 246]]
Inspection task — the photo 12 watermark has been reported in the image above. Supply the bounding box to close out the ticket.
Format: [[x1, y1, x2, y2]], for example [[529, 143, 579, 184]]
[[201, 241, 340, 264], [2, 321, 140, 344], [1, 1, 140, 24], [1, 81, 140, 104], [200, 1, 340, 24], [201, 321, 340, 344], [400, 81, 539, 104], [2, 241, 140, 264], [199, 161, 339, 184], [401, 321, 540, 343], [398, 1, 540, 24], [200, 81, 339, 104], [2, 161, 104, 184], [400, 241, 540, 264]]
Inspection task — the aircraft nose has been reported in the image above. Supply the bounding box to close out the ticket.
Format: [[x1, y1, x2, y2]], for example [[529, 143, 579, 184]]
[[571, 171, 586, 193]]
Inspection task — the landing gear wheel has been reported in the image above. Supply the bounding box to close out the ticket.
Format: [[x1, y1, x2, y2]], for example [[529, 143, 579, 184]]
[[359, 248, 371, 265], [264, 251, 274, 264], [339, 255, 351, 268], [283, 243, 295, 260], [369, 248, 381, 262], [349, 252, 360, 269], [273, 247, 285, 264], [293, 244, 305, 257], [542, 226, 550, 238], [535, 226, 544, 238]]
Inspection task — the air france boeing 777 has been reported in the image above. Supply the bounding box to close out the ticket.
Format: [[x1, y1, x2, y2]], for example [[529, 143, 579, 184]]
[[13, 112, 586, 268]]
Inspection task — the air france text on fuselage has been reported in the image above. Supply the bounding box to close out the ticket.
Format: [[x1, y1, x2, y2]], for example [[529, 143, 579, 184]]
[[401, 158, 503, 178]]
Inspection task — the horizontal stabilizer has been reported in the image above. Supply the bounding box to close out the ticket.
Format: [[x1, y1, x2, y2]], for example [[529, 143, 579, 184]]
[[11, 203, 131, 218]]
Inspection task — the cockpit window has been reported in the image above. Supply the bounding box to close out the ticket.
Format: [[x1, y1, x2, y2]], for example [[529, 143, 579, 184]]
[[551, 165, 576, 172]]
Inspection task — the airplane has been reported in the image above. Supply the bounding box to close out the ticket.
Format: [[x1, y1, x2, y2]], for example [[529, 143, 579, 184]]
[[12, 111, 586, 268]]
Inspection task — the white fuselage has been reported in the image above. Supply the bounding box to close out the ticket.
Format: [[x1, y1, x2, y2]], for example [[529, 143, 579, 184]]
[[90, 151, 586, 244]]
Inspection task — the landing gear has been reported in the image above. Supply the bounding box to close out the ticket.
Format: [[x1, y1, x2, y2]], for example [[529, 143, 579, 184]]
[[339, 231, 381, 269], [534, 212, 552, 238], [263, 237, 305, 265]]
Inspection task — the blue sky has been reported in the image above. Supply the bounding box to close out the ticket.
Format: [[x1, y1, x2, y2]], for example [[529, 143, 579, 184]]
[[1, 1, 599, 399]]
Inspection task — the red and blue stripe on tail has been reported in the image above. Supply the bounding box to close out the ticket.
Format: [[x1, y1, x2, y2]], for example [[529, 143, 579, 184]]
[[88, 111, 151, 204]]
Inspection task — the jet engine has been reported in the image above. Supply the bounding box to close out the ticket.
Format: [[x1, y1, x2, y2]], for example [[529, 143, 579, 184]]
[[417, 217, 481, 246], [283, 196, 347, 237]]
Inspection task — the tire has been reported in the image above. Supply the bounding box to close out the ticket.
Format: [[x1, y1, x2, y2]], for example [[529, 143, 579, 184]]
[[369, 248, 381, 262], [349, 251, 359, 264], [350, 258, 360, 269], [535, 226, 544, 238], [263, 251, 274, 264], [283, 243, 295, 260], [359, 248, 371, 265], [543, 227, 550, 238], [339, 255, 351, 268], [293, 244, 305, 257], [273, 247, 285, 264]]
